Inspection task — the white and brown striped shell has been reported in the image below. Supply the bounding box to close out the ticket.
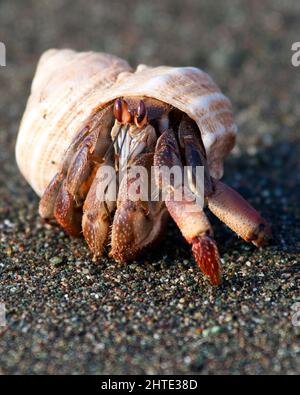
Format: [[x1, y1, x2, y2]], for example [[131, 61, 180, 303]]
[[16, 49, 237, 197]]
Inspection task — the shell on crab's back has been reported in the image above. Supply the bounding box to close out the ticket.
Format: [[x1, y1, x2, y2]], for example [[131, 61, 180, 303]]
[[16, 49, 237, 197], [16, 49, 132, 196]]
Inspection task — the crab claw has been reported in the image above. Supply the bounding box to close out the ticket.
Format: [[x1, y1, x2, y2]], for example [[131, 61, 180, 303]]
[[110, 199, 167, 261], [110, 153, 168, 262]]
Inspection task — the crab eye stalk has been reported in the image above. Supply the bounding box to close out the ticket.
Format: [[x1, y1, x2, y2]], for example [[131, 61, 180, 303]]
[[113, 98, 132, 124], [134, 100, 148, 128], [113, 98, 123, 123]]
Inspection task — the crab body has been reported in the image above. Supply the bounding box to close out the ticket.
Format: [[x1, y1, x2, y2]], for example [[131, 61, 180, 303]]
[[16, 49, 271, 285]]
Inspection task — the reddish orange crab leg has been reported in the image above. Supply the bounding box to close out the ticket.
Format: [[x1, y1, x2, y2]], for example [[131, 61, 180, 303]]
[[39, 106, 113, 221], [39, 127, 93, 220], [178, 114, 213, 196], [208, 179, 272, 247], [39, 171, 64, 219], [54, 139, 97, 236], [165, 188, 222, 285], [82, 157, 116, 258], [154, 128, 222, 285], [54, 179, 83, 236], [40, 105, 115, 237]]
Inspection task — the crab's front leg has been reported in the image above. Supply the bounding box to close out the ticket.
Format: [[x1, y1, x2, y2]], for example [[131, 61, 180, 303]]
[[53, 142, 96, 236], [178, 114, 214, 196], [40, 105, 114, 237], [154, 128, 222, 285], [82, 154, 116, 258], [39, 104, 113, 221]]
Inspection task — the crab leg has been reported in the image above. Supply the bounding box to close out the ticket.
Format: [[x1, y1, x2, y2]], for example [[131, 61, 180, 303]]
[[208, 179, 272, 247], [39, 104, 113, 221], [165, 187, 222, 285], [53, 179, 84, 236], [178, 114, 213, 196], [82, 156, 116, 258], [39, 171, 65, 219], [53, 131, 103, 236], [154, 128, 222, 285]]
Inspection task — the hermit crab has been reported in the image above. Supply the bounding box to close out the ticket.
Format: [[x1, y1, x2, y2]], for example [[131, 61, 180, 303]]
[[16, 49, 271, 285]]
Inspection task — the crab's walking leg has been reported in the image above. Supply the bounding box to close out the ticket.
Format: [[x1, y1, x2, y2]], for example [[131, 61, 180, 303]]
[[82, 157, 116, 259], [165, 188, 222, 285], [208, 179, 272, 247], [38, 138, 90, 221], [154, 129, 222, 285], [39, 104, 114, 223], [53, 136, 100, 237], [178, 114, 213, 196], [53, 179, 84, 236], [48, 107, 115, 236], [39, 171, 65, 219]]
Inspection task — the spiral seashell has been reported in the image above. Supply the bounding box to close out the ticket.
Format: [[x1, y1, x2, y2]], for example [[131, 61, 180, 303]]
[[16, 49, 237, 197]]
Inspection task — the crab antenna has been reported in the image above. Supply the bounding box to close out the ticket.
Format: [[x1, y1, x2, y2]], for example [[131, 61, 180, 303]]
[[103, 124, 123, 162]]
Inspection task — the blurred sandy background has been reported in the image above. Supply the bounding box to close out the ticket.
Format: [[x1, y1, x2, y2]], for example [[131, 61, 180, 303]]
[[0, 0, 299, 374]]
